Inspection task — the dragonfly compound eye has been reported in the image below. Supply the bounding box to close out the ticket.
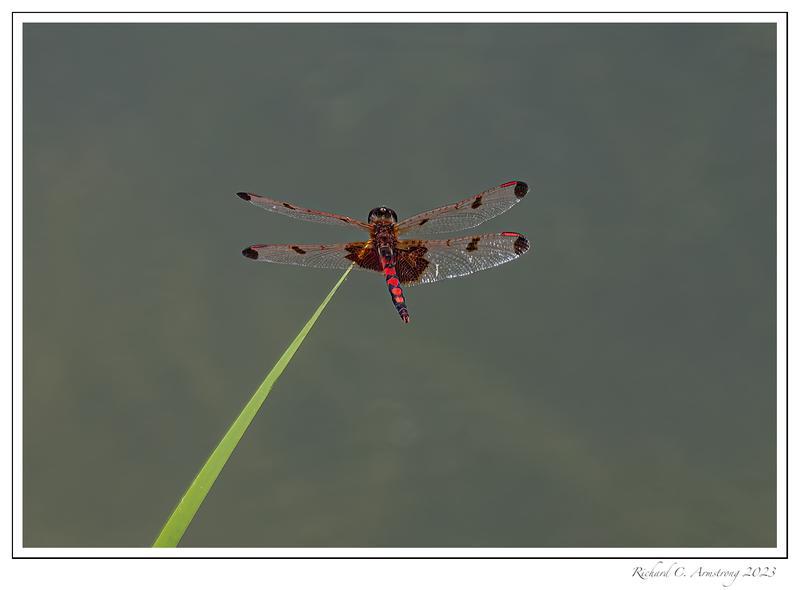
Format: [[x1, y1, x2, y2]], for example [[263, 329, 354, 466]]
[[368, 207, 398, 223]]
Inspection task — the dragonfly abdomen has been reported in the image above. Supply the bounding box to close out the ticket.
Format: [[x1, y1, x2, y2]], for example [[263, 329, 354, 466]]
[[381, 257, 409, 324]]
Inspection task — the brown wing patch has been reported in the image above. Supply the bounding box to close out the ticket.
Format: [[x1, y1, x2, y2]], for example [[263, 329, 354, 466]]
[[345, 241, 382, 272], [418, 218, 429, 226], [291, 246, 306, 254], [466, 237, 480, 252], [395, 241, 430, 284], [471, 196, 483, 209]]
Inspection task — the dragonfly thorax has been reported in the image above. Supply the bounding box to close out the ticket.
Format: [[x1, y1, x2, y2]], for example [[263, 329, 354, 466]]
[[368, 206, 398, 224]]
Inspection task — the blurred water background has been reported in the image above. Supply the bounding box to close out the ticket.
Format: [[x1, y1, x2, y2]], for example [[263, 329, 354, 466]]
[[23, 23, 776, 547]]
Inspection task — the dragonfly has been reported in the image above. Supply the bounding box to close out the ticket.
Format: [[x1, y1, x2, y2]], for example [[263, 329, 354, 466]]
[[238, 180, 531, 323]]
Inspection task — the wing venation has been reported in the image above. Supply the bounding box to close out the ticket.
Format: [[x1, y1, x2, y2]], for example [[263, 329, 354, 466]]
[[396, 232, 530, 285], [396, 181, 529, 237], [242, 241, 382, 273], [237, 192, 370, 231]]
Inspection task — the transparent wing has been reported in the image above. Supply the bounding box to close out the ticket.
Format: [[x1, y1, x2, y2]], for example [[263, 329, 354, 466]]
[[396, 181, 529, 237], [242, 241, 383, 273], [237, 192, 371, 231], [394, 232, 530, 286]]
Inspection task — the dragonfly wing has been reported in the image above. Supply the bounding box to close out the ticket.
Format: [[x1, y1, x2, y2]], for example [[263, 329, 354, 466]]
[[237, 192, 371, 231], [395, 181, 529, 237], [394, 233, 530, 285], [242, 241, 382, 273]]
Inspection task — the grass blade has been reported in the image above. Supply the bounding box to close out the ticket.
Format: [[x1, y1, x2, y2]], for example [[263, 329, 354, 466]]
[[153, 265, 354, 547]]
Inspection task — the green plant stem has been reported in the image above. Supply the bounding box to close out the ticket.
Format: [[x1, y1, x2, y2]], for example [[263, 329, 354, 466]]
[[153, 265, 354, 547]]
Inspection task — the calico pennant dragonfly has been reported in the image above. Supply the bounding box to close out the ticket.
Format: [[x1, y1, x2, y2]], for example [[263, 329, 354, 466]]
[[238, 180, 530, 323]]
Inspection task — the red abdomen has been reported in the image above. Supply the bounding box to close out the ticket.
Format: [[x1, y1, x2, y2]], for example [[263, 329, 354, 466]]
[[382, 257, 410, 323]]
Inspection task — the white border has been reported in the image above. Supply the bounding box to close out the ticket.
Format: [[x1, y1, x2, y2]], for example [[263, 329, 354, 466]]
[[12, 12, 788, 23], [9, 10, 788, 562], [776, 2, 788, 566]]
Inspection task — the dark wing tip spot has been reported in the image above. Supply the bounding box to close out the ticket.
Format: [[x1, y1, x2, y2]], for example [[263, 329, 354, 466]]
[[237, 192, 252, 201], [514, 181, 529, 198], [513, 235, 530, 255], [242, 247, 259, 259]]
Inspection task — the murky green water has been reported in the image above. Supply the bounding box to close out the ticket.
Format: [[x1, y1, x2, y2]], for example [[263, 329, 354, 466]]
[[23, 23, 777, 547]]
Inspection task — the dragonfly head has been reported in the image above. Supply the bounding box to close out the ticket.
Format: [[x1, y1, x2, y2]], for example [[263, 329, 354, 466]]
[[368, 206, 398, 224]]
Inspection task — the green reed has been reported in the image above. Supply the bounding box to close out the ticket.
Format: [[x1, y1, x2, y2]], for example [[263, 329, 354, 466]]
[[153, 265, 354, 547]]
